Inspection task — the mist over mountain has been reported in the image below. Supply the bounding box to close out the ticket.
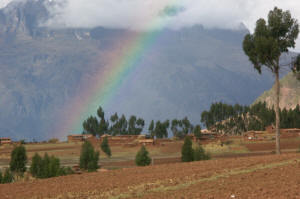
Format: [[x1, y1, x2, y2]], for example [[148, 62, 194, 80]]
[[0, 0, 287, 140]]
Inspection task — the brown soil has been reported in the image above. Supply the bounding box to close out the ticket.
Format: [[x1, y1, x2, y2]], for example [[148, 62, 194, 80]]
[[0, 153, 299, 199]]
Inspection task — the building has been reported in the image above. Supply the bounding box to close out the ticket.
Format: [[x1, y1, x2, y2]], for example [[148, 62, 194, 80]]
[[138, 139, 155, 145], [67, 134, 95, 143], [0, 137, 12, 145], [67, 134, 84, 142]]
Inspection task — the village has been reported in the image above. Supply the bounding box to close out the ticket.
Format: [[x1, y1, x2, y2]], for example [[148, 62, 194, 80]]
[[1, 126, 300, 147]]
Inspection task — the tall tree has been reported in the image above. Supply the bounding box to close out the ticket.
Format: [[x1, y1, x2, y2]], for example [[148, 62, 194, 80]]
[[193, 125, 202, 139], [83, 116, 99, 136], [243, 7, 299, 154], [79, 141, 99, 172], [100, 137, 111, 157], [97, 106, 105, 120], [9, 145, 27, 176], [181, 136, 194, 162], [148, 120, 155, 138], [110, 113, 119, 135]]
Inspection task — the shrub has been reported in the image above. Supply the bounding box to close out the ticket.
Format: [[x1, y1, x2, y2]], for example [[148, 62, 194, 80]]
[[58, 166, 74, 176], [0, 170, 2, 183], [101, 137, 111, 157], [181, 136, 194, 162], [193, 144, 210, 161], [135, 145, 151, 166], [30, 153, 43, 178], [79, 141, 99, 172], [30, 153, 69, 179], [10, 145, 27, 175], [48, 138, 59, 144], [193, 125, 202, 139], [2, 169, 13, 184]]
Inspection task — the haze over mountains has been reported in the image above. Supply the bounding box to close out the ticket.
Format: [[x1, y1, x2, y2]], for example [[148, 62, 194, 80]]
[[0, 0, 292, 140]]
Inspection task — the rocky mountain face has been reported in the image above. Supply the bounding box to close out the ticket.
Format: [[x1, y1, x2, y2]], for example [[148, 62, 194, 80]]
[[254, 72, 300, 110], [0, 0, 280, 140]]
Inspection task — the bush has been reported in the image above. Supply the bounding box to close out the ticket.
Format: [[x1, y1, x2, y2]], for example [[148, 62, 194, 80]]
[[58, 166, 74, 176], [2, 169, 13, 184], [10, 145, 27, 175], [48, 138, 59, 143], [135, 145, 151, 166], [0, 170, 2, 183], [30, 153, 70, 179], [101, 137, 111, 157], [80, 141, 99, 172], [193, 144, 210, 161], [30, 153, 43, 178], [181, 136, 194, 162]]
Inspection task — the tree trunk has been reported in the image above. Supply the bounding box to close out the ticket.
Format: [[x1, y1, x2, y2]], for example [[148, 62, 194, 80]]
[[275, 70, 281, 154]]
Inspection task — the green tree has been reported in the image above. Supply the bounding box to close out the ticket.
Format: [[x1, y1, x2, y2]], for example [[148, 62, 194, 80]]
[[48, 156, 61, 177], [79, 141, 99, 172], [148, 120, 155, 138], [30, 153, 43, 178], [30, 153, 70, 179], [9, 145, 27, 176], [193, 125, 202, 139], [243, 7, 299, 154], [135, 145, 151, 166], [119, 114, 128, 135], [83, 116, 99, 136], [182, 117, 192, 135], [2, 169, 13, 184], [181, 136, 194, 162], [193, 144, 210, 161], [97, 106, 105, 120], [100, 137, 111, 157], [0, 170, 2, 183], [110, 113, 119, 135]]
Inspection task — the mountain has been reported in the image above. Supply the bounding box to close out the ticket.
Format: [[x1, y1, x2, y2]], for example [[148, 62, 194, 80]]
[[254, 72, 300, 110], [0, 0, 282, 140]]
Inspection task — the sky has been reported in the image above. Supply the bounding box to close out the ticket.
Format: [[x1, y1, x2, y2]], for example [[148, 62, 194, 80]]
[[1, 0, 300, 51]]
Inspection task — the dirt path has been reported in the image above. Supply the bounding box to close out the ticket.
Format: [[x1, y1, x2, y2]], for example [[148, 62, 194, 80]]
[[0, 153, 299, 199]]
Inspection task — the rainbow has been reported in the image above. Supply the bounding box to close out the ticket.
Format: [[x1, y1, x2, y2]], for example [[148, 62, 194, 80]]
[[55, 2, 179, 139]]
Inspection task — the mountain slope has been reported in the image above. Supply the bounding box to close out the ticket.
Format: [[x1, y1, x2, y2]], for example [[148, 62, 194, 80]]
[[0, 0, 282, 140], [254, 72, 300, 110]]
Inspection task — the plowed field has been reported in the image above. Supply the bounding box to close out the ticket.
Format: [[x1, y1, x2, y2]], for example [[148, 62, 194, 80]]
[[0, 153, 299, 199]]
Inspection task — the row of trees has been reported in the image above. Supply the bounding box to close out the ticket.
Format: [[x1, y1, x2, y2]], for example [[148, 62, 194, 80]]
[[83, 107, 203, 139], [201, 102, 300, 135], [83, 107, 145, 137]]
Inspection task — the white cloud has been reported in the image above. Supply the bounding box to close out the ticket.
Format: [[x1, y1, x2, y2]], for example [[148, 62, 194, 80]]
[[2, 0, 300, 51], [0, 0, 14, 8]]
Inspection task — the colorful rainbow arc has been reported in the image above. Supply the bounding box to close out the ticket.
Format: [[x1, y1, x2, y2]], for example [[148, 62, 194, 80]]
[[55, 1, 179, 139]]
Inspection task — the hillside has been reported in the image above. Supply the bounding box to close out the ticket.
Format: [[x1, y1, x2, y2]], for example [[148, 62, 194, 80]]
[[254, 72, 300, 110], [0, 0, 284, 140]]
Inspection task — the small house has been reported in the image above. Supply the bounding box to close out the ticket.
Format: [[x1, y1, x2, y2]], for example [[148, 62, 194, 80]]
[[0, 137, 12, 145]]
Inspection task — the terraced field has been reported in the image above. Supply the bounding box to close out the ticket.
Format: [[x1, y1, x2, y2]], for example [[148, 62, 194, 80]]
[[0, 153, 299, 199]]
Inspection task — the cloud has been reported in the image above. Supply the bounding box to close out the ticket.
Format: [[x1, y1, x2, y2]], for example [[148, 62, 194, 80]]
[[2, 0, 300, 51]]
